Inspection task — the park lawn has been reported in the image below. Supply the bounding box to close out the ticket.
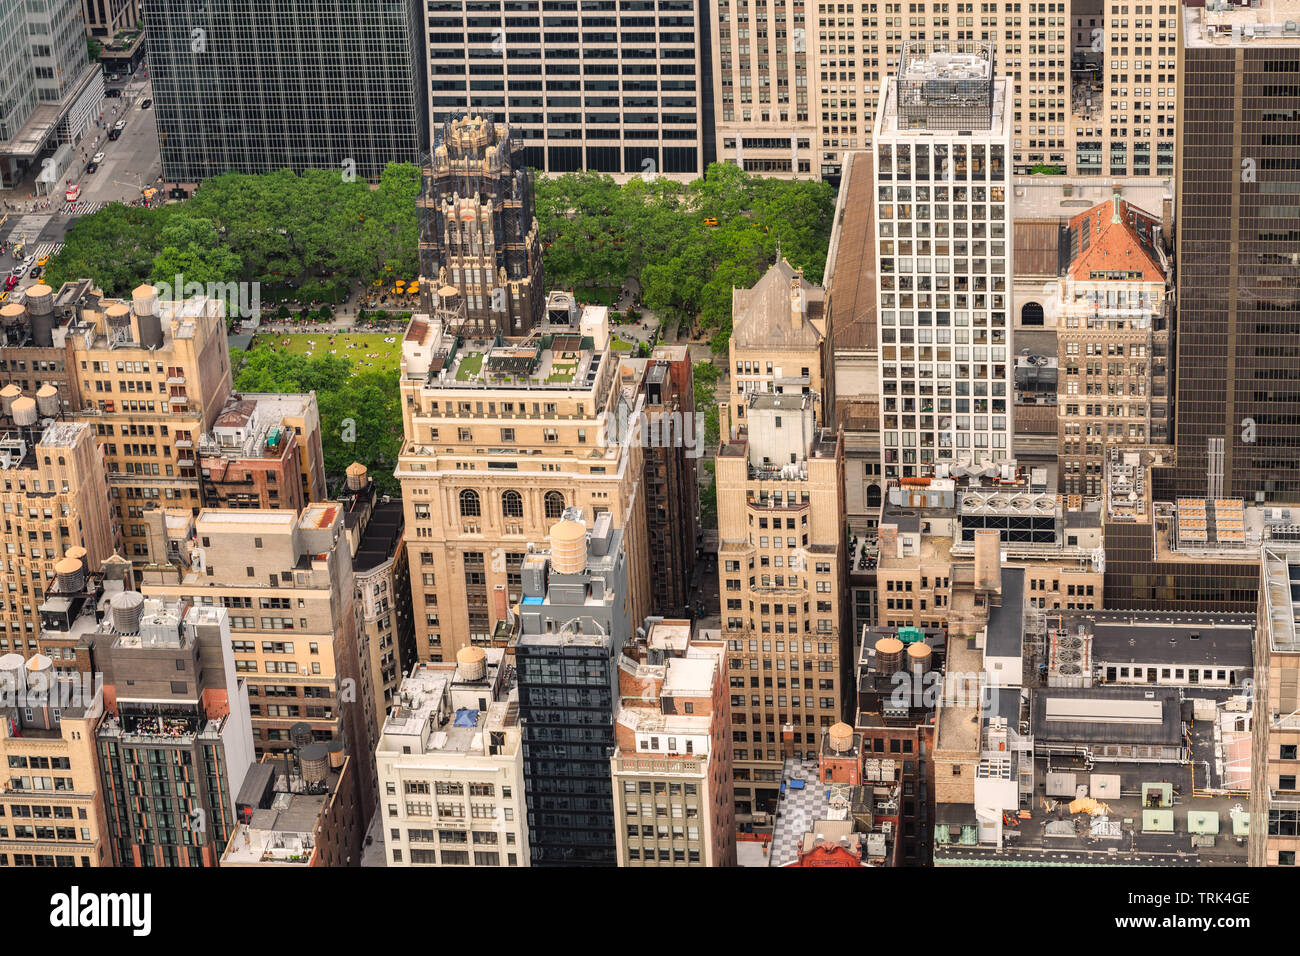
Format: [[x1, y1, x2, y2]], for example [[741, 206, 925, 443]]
[[246, 332, 403, 375], [610, 337, 635, 352]]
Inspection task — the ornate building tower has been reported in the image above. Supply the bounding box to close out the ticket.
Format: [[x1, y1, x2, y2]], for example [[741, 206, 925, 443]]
[[418, 114, 546, 336]]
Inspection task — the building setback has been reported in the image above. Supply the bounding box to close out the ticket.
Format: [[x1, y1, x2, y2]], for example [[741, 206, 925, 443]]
[[140, 0, 426, 183], [93, 598, 256, 867], [611, 620, 735, 866], [376, 647, 528, 867]]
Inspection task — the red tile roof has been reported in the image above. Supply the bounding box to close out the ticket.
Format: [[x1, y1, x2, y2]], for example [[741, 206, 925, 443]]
[[1066, 198, 1165, 283]]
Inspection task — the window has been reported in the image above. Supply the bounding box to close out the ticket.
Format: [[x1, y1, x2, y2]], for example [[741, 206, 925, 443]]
[[544, 491, 565, 519], [501, 490, 523, 518], [459, 489, 481, 517]]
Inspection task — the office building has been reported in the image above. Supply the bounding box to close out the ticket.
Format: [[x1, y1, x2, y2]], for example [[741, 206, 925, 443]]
[[423, 0, 706, 178], [711, 0, 816, 177], [221, 753, 363, 868], [81, 0, 139, 39], [1254, 540, 1300, 867], [1069, 0, 1179, 178], [1164, 0, 1300, 502], [0, 0, 103, 189], [396, 306, 651, 660], [140, 0, 425, 183], [0, 653, 109, 867], [715, 261, 848, 822], [136, 506, 374, 821], [0, 421, 118, 651], [376, 647, 528, 867], [94, 598, 257, 867], [617, 348, 700, 617], [1053, 193, 1172, 495], [873, 43, 1014, 480], [515, 513, 632, 866], [340, 462, 416, 753], [611, 620, 735, 866], [715, 2, 1172, 182], [418, 115, 546, 336], [198, 393, 327, 512]]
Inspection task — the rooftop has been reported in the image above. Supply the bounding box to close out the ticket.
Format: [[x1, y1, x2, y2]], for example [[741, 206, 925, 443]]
[[221, 763, 347, 866], [1077, 611, 1255, 669], [731, 259, 825, 350], [1185, 0, 1300, 47]]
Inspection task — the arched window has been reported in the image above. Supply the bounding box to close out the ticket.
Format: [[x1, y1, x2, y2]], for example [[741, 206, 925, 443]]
[[1021, 302, 1044, 326], [544, 491, 566, 520], [502, 490, 523, 518], [459, 489, 481, 517], [867, 484, 882, 509]]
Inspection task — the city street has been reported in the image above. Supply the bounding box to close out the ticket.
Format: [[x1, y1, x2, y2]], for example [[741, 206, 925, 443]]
[[0, 69, 160, 298]]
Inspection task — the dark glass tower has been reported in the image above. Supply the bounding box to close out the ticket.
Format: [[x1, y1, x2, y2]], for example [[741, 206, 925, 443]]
[[1166, 4, 1300, 502], [418, 114, 546, 335], [514, 514, 630, 866], [140, 0, 426, 182]]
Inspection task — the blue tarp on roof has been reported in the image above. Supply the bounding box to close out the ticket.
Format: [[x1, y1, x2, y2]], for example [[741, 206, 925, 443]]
[[453, 708, 479, 727], [789, 779, 806, 791], [522, 596, 544, 605]]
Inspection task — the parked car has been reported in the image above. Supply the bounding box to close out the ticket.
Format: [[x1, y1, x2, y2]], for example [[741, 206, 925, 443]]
[[86, 162, 99, 174], [4, 275, 18, 292], [140, 98, 152, 110]]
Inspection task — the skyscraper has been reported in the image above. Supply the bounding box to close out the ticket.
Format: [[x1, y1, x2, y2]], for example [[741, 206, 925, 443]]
[[141, 0, 426, 182], [873, 43, 1014, 479], [0, 0, 103, 188], [418, 115, 546, 336], [421, 0, 706, 178], [1165, 0, 1300, 502]]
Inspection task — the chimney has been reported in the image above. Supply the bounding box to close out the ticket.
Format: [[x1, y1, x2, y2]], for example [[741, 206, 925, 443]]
[[877, 523, 899, 559], [1110, 185, 1123, 224], [974, 528, 1002, 592], [790, 271, 804, 330]]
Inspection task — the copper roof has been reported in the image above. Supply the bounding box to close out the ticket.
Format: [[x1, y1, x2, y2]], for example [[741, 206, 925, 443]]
[[828, 151, 878, 352]]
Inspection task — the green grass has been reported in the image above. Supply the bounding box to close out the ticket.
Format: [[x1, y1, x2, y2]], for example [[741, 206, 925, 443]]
[[610, 338, 635, 352], [246, 332, 402, 374], [455, 352, 484, 381]]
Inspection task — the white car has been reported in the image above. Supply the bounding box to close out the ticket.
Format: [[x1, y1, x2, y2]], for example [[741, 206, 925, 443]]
[[91, 152, 105, 165], [12, 264, 26, 279]]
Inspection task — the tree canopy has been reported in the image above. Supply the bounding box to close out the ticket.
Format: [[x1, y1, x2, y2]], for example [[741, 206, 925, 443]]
[[232, 349, 403, 497], [45, 164, 421, 307], [535, 163, 836, 351]]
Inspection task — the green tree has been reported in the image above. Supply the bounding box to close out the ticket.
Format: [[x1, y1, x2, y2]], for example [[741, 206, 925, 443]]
[[232, 349, 401, 495], [150, 217, 242, 288]]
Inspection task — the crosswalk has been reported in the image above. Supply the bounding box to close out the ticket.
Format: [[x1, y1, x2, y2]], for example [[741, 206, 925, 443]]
[[27, 242, 63, 263], [63, 200, 106, 216]]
